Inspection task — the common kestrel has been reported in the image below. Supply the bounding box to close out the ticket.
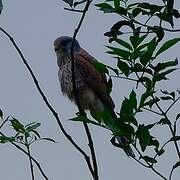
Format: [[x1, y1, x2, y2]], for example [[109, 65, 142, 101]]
[[54, 36, 134, 157]]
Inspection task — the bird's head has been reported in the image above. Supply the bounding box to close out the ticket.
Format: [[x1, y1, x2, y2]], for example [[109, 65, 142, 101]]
[[54, 36, 80, 55]]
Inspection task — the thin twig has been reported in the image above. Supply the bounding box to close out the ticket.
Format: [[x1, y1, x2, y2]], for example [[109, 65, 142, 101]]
[[142, 107, 162, 116], [0, 27, 94, 177], [64, 8, 84, 13], [169, 167, 174, 180], [0, 132, 49, 180], [152, 96, 180, 160], [26, 144, 35, 180], [165, 96, 180, 114], [110, 75, 138, 82], [133, 144, 167, 180], [70, 0, 99, 179]]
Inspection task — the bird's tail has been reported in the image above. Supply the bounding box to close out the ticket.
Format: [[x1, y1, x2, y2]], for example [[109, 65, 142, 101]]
[[115, 136, 135, 158]]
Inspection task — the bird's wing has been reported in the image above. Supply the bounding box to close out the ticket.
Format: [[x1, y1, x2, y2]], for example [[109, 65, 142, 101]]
[[74, 51, 115, 110]]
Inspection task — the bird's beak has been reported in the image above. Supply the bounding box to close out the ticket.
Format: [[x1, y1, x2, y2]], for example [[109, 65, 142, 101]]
[[54, 44, 59, 52]]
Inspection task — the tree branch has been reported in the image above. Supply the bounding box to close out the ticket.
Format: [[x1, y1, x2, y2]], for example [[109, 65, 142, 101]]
[[0, 132, 48, 180], [70, 0, 99, 179], [0, 27, 94, 177]]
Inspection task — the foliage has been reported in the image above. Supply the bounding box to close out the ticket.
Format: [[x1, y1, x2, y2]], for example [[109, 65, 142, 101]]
[[0, 0, 180, 180]]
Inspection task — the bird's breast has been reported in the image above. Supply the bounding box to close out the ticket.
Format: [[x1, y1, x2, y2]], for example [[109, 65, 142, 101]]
[[58, 61, 86, 101]]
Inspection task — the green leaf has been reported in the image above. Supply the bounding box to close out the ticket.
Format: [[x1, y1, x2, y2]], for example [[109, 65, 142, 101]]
[[107, 77, 112, 94], [144, 97, 160, 108], [62, 0, 73, 7], [173, 9, 180, 18], [106, 65, 119, 75], [92, 60, 109, 74], [40, 138, 56, 143], [70, 116, 90, 123], [156, 38, 180, 57], [155, 148, 165, 156], [109, 37, 133, 50], [139, 91, 152, 108], [132, 8, 142, 17], [153, 68, 177, 82], [141, 156, 157, 163], [0, 136, 15, 143], [148, 26, 164, 42], [176, 113, 180, 121], [130, 34, 147, 49], [107, 46, 130, 59], [160, 96, 173, 100], [136, 124, 151, 151], [152, 58, 178, 73], [113, 123, 134, 139], [173, 161, 180, 169], [158, 118, 170, 125], [129, 90, 137, 110], [0, 0, 3, 14], [26, 122, 41, 132], [0, 108, 3, 118], [31, 130, 41, 138], [113, 0, 120, 10], [131, 63, 153, 75], [170, 136, 180, 141], [140, 37, 157, 66], [117, 59, 130, 76], [95, 3, 114, 13], [11, 118, 25, 133]]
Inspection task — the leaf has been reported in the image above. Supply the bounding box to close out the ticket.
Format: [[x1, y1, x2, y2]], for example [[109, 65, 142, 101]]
[[131, 63, 153, 75], [70, 116, 90, 123], [107, 46, 130, 59], [0, 0, 3, 14], [106, 65, 119, 75], [139, 91, 152, 108], [0, 136, 15, 143], [26, 122, 41, 132], [141, 156, 157, 163], [148, 26, 164, 42], [117, 59, 130, 76], [31, 130, 41, 138], [173, 161, 180, 169], [176, 113, 180, 121], [140, 37, 157, 66], [155, 148, 165, 156], [109, 37, 133, 50], [173, 9, 180, 18], [170, 136, 180, 141], [152, 58, 178, 73], [92, 60, 109, 74], [111, 20, 135, 34], [40, 138, 56, 143], [95, 3, 114, 13], [144, 97, 160, 108], [11, 118, 25, 133], [136, 124, 151, 151], [62, 0, 73, 7], [158, 118, 170, 125], [156, 38, 180, 57], [153, 68, 177, 82], [0, 108, 3, 118], [107, 77, 112, 94], [129, 90, 137, 110]]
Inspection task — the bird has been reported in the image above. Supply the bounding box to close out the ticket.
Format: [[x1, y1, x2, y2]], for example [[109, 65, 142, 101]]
[[54, 36, 135, 157]]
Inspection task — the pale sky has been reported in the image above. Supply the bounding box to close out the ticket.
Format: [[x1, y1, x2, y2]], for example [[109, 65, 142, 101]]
[[0, 1, 180, 180]]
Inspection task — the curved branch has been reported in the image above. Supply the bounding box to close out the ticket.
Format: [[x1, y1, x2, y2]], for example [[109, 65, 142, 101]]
[[0, 132, 48, 180], [0, 27, 94, 177], [70, 0, 99, 179]]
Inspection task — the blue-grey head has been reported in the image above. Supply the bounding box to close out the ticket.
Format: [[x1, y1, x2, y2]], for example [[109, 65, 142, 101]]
[[54, 36, 81, 55]]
